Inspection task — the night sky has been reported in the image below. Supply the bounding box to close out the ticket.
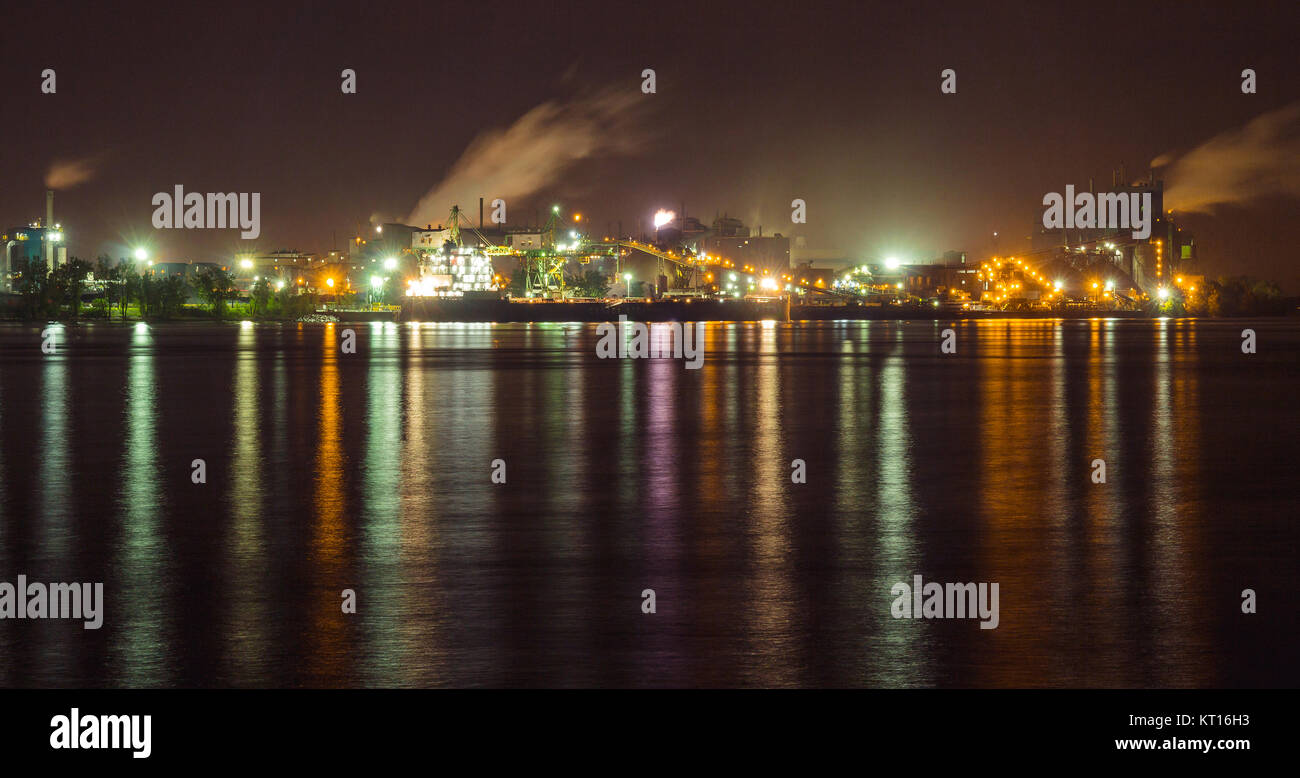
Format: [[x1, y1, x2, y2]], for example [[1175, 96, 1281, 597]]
[[4, 0, 1298, 287]]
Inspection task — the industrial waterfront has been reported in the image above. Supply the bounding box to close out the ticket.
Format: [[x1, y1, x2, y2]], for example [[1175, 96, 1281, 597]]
[[6, 174, 1292, 324]]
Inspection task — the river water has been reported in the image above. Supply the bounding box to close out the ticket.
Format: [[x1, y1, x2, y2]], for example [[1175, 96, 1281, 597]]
[[0, 318, 1295, 687]]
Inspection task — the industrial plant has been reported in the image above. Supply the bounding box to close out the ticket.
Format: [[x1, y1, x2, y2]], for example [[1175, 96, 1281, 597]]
[[0, 170, 1208, 321]]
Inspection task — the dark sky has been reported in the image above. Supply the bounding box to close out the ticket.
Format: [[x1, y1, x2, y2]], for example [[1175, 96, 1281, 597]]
[[5, 0, 1298, 288]]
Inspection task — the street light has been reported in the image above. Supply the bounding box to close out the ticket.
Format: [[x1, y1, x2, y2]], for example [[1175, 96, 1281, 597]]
[[133, 248, 148, 261], [383, 257, 398, 270]]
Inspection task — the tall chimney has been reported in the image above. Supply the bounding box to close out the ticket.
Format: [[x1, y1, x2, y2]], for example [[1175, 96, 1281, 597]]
[[46, 189, 54, 228], [479, 197, 484, 228]]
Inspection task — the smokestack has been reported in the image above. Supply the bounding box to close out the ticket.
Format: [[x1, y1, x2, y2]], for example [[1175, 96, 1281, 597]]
[[479, 197, 484, 228], [46, 189, 54, 228]]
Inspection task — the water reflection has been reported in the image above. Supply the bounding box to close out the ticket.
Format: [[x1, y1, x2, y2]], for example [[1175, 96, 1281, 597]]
[[116, 323, 171, 686], [307, 324, 347, 682], [0, 318, 1288, 688]]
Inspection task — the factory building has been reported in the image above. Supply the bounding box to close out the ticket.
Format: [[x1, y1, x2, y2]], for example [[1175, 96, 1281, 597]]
[[691, 215, 791, 275], [2, 190, 67, 292], [1029, 171, 1195, 296]]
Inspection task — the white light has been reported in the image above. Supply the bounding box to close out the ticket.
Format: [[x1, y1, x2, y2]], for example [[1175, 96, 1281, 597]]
[[384, 257, 398, 270], [653, 209, 675, 229], [1157, 287, 1169, 300], [884, 257, 900, 270], [133, 248, 148, 261], [240, 258, 253, 269]]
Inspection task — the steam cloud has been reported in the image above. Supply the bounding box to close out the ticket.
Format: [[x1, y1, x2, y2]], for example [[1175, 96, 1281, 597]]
[[1156, 102, 1300, 213], [407, 89, 649, 226], [44, 156, 102, 189]]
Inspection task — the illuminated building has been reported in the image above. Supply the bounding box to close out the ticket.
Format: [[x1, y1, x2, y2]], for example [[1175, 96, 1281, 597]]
[[407, 245, 499, 298], [2, 190, 67, 291]]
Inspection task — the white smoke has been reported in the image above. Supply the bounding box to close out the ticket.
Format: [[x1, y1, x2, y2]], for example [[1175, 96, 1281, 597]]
[[45, 155, 102, 189], [1156, 102, 1300, 213], [406, 88, 649, 226]]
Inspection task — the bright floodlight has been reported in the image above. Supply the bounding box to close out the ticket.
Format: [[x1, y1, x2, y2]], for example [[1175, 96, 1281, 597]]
[[133, 248, 148, 261], [884, 257, 900, 270], [240, 258, 253, 269], [384, 257, 398, 270], [1157, 287, 1169, 300], [371, 275, 384, 289], [653, 209, 675, 229]]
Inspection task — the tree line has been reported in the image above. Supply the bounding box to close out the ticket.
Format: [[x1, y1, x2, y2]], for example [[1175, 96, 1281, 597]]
[[8, 257, 316, 320]]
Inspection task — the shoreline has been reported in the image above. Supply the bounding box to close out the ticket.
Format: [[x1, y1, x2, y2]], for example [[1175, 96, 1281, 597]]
[[2, 310, 1295, 326]]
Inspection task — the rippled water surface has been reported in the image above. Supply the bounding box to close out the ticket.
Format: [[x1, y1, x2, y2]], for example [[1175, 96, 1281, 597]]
[[0, 319, 1295, 687]]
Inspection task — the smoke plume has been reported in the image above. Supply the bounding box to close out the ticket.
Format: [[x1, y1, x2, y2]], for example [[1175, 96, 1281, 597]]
[[407, 88, 649, 226], [44, 155, 102, 189], [1156, 102, 1300, 213]]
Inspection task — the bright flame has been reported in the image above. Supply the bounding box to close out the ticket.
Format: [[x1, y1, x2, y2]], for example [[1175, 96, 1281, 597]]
[[653, 209, 675, 229]]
